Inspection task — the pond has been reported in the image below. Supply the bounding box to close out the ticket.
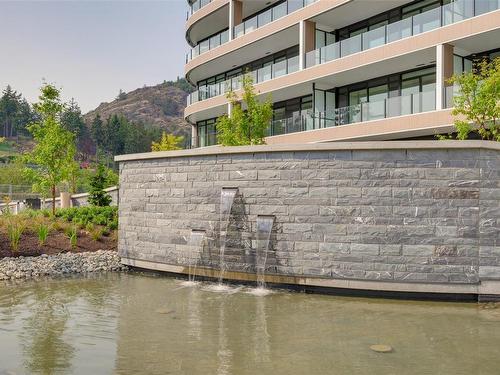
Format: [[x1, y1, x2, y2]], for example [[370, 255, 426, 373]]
[[1, 273, 499, 374]]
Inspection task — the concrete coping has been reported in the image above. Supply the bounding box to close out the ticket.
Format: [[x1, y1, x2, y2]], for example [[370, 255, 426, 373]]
[[114, 140, 500, 162]]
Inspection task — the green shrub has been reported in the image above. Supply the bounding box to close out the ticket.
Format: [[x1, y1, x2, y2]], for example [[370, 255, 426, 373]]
[[36, 223, 50, 246], [54, 206, 117, 228], [66, 226, 78, 249], [90, 227, 104, 242], [7, 221, 25, 252]]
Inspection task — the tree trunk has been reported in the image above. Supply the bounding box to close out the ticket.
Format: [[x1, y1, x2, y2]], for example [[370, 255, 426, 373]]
[[51, 184, 56, 216]]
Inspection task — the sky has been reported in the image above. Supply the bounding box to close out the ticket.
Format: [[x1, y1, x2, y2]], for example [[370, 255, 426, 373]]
[[0, 0, 187, 112]]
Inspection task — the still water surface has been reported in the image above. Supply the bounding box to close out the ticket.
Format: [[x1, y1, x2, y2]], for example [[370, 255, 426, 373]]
[[0, 273, 499, 375]]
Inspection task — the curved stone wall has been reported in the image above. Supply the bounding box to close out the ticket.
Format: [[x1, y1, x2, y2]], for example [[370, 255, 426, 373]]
[[116, 141, 500, 300]]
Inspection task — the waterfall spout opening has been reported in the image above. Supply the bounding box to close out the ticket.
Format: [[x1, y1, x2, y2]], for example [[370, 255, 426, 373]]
[[218, 187, 239, 285], [255, 215, 275, 290]]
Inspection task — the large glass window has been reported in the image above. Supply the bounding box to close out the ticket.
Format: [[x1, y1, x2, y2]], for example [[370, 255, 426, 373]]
[[197, 118, 218, 147]]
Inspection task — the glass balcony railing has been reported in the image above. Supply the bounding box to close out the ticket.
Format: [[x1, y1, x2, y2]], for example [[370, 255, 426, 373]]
[[306, 0, 500, 68], [270, 90, 436, 136], [234, 0, 317, 38], [188, 0, 212, 18], [187, 0, 317, 62], [187, 56, 299, 105], [186, 29, 230, 62]]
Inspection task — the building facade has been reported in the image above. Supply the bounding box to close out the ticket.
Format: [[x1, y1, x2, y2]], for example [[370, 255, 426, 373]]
[[184, 0, 500, 147]]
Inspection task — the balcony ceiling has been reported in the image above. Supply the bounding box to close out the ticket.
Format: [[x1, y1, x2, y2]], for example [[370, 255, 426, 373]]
[[313, 0, 414, 31], [188, 5, 229, 45], [187, 24, 299, 83], [453, 27, 500, 56]]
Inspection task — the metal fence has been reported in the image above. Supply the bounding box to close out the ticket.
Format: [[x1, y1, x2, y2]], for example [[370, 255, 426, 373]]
[[0, 184, 40, 202]]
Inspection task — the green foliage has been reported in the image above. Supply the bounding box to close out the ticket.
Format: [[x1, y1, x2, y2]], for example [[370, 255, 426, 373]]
[[24, 84, 77, 214], [65, 225, 78, 249], [164, 77, 194, 93], [448, 57, 500, 141], [54, 206, 118, 230], [0, 85, 36, 138], [151, 131, 184, 151], [36, 223, 49, 246], [61, 98, 85, 138], [7, 219, 25, 252], [0, 157, 33, 185], [216, 75, 273, 146], [88, 164, 112, 206], [90, 227, 104, 242]]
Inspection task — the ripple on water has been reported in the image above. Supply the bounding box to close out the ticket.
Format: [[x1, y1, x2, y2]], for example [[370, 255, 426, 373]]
[[203, 283, 242, 294], [246, 287, 274, 297]]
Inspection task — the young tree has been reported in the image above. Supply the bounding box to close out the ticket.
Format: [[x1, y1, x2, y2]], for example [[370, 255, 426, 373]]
[[151, 131, 184, 151], [88, 164, 112, 207], [24, 84, 76, 215], [216, 75, 273, 146], [448, 57, 499, 141]]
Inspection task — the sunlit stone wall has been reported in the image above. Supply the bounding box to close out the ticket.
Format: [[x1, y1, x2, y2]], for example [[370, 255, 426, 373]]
[[117, 142, 500, 286]]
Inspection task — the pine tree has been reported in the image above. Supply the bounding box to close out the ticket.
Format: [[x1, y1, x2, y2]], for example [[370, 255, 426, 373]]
[[88, 164, 112, 207]]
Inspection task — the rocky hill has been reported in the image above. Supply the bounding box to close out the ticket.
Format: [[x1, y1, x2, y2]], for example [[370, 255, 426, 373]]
[[84, 79, 192, 139]]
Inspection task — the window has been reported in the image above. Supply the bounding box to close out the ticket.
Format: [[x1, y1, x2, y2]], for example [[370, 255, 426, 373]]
[[197, 118, 218, 147]]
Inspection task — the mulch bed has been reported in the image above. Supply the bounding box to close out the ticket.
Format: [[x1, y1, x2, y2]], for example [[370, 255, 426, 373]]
[[0, 230, 117, 258]]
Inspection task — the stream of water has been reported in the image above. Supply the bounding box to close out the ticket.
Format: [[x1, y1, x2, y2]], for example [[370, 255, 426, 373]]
[[1, 273, 500, 375]]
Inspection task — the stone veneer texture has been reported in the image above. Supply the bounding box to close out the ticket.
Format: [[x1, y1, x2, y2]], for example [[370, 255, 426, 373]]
[[118, 145, 500, 285]]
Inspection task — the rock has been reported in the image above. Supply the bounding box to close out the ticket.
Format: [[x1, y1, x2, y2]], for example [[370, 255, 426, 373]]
[[0, 251, 127, 281], [370, 344, 393, 353]]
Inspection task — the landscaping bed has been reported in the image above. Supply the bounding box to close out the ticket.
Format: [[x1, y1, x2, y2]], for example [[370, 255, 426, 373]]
[[0, 206, 118, 258]]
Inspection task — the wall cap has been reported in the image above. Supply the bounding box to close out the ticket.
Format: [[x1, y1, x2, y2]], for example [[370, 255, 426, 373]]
[[115, 141, 500, 162]]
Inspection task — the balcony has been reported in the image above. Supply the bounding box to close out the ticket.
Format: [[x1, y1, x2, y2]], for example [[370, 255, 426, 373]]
[[188, 0, 212, 18], [306, 0, 500, 68], [186, 0, 316, 63], [186, 29, 230, 62], [187, 55, 299, 105], [234, 0, 316, 38], [270, 90, 436, 136]]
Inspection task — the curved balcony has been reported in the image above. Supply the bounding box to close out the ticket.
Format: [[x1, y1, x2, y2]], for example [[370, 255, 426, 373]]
[[186, 0, 317, 63], [187, 55, 299, 106], [187, 0, 212, 18], [306, 0, 500, 68]]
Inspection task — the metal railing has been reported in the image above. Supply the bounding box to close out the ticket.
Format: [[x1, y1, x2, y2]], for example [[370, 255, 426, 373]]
[[306, 0, 500, 68], [186, 29, 230, 62], [187, 55, 299, 105], [234, 0, 317, 38], [187, 0, 212, 18], [0, 184, 39, 201], [270, 90, 436, 136]]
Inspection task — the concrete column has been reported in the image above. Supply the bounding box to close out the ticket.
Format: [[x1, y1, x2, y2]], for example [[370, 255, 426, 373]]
[[229, 0, 243, 40], [60, 192, 71, 209], [299, 20, 316, 70], [228, 102, 233, 117], [436, 43, 454, 110], [191, 124, 198, 148]]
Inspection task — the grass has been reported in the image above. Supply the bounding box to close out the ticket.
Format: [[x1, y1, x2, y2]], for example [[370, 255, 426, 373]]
[[0, 206, 117, 254], [7, 219, 25, 252]]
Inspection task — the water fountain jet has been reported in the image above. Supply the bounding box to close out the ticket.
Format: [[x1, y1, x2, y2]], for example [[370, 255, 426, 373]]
[[218, 187, 238, 284], [185, 229, 205, 284]]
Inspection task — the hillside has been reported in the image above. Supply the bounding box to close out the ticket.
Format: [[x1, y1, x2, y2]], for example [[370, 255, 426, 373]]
[[84, 79, 192, 140]]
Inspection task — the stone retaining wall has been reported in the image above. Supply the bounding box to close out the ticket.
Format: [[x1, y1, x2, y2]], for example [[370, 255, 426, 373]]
[[116, 141, 500, 298]]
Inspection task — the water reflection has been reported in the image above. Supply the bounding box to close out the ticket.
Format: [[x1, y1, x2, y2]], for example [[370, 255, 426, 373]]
[[1, 274, 500, 374]]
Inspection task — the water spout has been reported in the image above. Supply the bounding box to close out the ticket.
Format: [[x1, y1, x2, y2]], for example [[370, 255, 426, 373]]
[[255, 215, 274, 289], [218, 187, 238, 284], [187, 230, 205, 283]]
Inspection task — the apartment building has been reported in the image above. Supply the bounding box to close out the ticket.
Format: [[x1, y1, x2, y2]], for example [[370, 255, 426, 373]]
[[184, 0, 500, 147]]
